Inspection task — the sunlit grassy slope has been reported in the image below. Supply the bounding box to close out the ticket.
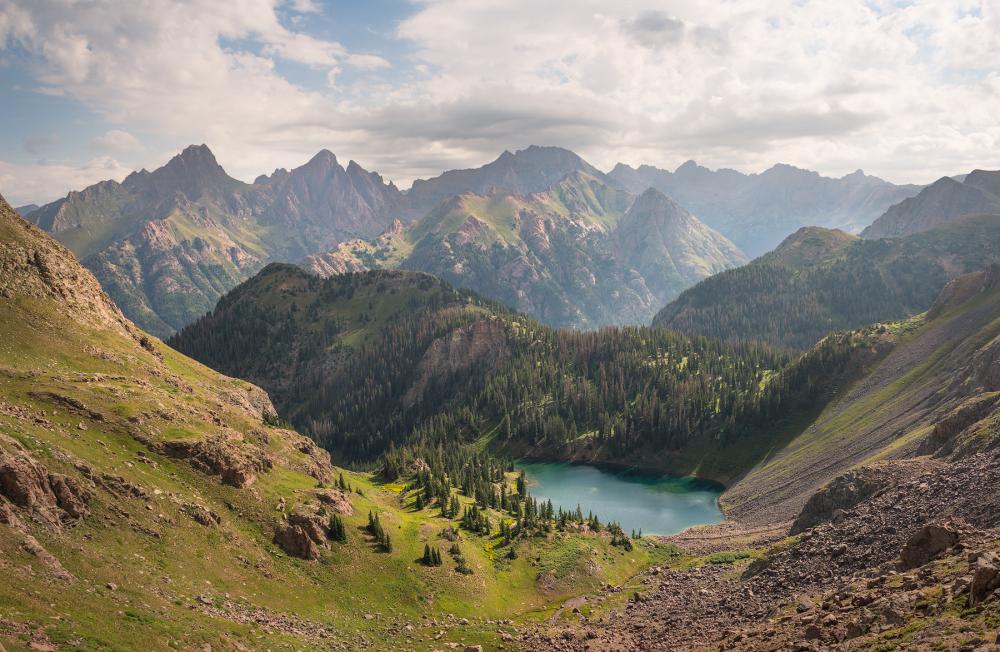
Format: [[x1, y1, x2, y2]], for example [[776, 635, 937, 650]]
[[0, 195, 671, 651]]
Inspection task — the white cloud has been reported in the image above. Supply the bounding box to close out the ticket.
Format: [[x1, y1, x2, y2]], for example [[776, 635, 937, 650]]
[[91, 130, 144, 154], [0, 0, 997, 202], [0, 156, 132, 206], [390, 0, 1000, 182]]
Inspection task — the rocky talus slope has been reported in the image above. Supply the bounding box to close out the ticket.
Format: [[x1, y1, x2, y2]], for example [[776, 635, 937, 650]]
[[522, 453, 1000, 650], [518, 267, 1000, 650]]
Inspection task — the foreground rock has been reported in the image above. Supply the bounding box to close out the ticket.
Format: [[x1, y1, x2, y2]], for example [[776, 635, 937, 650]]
[[522, 450, 1000, 650]]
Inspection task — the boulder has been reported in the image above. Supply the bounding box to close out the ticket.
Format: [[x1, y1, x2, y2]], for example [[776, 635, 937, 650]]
[[288, 511, 329, 546], [184, 503, 222, 527], [970, 552, 1000, 606], [791, 467, 890, 534], [273, 523, 320, 560], [900, 522, 961, 569], [314, 488, 353, 515]]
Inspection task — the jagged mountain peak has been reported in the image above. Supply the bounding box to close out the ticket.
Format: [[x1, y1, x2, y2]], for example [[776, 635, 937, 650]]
[[124, 143, 242, 202], [161, 143, 228, 178], [406, 145, 616, 214], [294, 149, 342, 175]]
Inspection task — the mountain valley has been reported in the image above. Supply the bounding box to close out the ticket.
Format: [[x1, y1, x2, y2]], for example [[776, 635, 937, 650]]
[[5, 3, 1000, 649]]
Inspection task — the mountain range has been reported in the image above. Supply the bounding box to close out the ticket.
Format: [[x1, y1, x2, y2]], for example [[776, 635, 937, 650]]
[[861, 169, 1000, 238], [23, 145, 405, 336], [305, 180, 746, 329], [653, 214, 1000, 349], [0, 191, 668, 649], [22, 144, 936, 338], [609, 160, 922, 256], [5, 167, 1000, 649]]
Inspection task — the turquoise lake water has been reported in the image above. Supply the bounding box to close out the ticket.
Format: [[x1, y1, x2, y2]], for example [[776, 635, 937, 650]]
[[517, 462, 723, 536]]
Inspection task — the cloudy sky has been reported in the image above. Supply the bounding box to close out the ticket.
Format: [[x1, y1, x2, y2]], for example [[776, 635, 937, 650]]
[[1, 0, 998, 206]]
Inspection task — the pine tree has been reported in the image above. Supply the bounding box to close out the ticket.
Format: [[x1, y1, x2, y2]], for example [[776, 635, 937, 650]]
[[423, 544, 432, 565]]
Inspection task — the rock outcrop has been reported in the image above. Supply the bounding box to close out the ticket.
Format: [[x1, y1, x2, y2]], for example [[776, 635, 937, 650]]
[[790, 466, 892, 534], [970, 551, 1000, 605], [158, 436, 272, 488], [314, 489, 353, 516], [273, 523, 321, 561], [0, 450, 91, 529]]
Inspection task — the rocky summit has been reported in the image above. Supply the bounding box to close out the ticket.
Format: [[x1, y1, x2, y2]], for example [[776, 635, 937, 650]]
[[23, 145, 405, 337]]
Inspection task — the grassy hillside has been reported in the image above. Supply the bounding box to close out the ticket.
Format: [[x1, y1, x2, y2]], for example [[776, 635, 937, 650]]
[[654, 215, 1000, 349], [169, 264, 889, 487], [722, 264, 1000, 521], [0, 194, 674, 651]]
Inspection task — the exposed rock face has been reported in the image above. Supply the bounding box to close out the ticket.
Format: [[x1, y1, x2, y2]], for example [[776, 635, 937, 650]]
[[287, 511, 329, 547], [311, 181, 745, 330], [24, 146, 405, 337], [791, 467, 892, 534], [611, 188, 748, 302], [273, 508, 332, 560], [273, 523, 320, 560], [403, 319, 510, 406], [900, 522, 962, 569], [0, 450, 91, 528], [184, 503, 222, 527], [314, 489, 353, 515], [158, 436, 272, 488], [406, 145, 617, 217], [0, 193, 134, 338]]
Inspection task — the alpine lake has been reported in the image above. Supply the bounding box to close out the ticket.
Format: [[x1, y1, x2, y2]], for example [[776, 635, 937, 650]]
[[517, 462, 723, 536]]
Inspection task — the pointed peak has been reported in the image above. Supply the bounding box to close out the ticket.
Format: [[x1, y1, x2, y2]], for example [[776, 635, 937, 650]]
[[929, 175, 962, 188], [292, 150, 343, 177], [637, 186, 675, 202], [676, 160, 700, 172], [178, 143, 216, 159], [309, 149, 338, 165], [629, 187, 688, 217], [162, 144, 225, 175]]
